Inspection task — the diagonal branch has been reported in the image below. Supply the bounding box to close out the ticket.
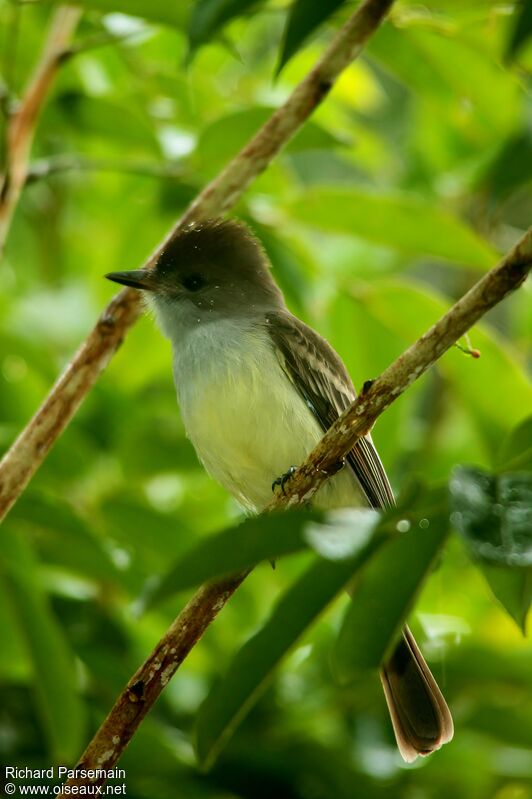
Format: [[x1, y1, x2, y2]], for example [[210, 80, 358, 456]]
[[268, 226, 532, 510], [59, 226, 531, 793], [0, 0, 395, 523], [0, 5, 82, 256]]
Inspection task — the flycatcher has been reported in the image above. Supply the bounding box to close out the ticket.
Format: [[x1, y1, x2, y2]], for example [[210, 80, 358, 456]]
[[106, 218, 453, 761]]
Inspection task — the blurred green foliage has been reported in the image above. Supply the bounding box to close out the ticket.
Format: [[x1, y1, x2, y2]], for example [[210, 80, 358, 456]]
[[1, 1, 531, 797]]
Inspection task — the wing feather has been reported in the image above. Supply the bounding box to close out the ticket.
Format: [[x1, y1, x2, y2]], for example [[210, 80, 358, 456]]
[[265, 310, 394, 510]]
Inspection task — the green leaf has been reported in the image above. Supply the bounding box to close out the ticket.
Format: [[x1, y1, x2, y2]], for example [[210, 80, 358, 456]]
[[450, 466, 532, 632], [0, 572, 31, 680], [53, 92, 160, 152], [102, 495, 194, 566], [469, 702, 532, 750], [370, 24, 519, 139], [480, 564, 532, 635], [450, 468, 532, 567], [0, 534, 86, 760], [284, 188, 498, 268], [278, 0, 347, 73], [47, 0, 188, 28], [195, 522, 383, 770], [197, 108, 344, 174], [481, 131, 532, 201], [188, 0, 263, 52], [7, 492, 120, 585], [357, 279, 532, 453], [332, 487, 449, 681], [142, 507, 381, 608], [496, 415, 532, 473], [506, 0, 532, 61]]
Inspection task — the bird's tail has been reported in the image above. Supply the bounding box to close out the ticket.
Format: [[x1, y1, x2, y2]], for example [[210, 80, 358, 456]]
[[380, 626, 454, 762]]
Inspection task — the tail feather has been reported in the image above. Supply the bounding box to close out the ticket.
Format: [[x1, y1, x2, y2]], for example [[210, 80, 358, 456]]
[[380, 627, 453, 762]]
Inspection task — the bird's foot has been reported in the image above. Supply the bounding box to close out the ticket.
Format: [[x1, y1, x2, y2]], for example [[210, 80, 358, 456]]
[[272, 465, 297, 495]]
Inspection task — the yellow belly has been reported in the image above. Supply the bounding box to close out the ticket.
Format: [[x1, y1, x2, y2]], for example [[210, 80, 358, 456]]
[[175, 326, 364, 512]]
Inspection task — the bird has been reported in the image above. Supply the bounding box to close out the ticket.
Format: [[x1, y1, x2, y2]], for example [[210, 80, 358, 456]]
[[106, 217, 453, 761]]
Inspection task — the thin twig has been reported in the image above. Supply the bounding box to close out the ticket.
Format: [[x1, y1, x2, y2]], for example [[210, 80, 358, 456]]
[[0, 5, 81, 255], [0, 0, 395, 523], [26, 154, 184, 183], [65, 28, 142, 58], [58, 225, 531, 793]]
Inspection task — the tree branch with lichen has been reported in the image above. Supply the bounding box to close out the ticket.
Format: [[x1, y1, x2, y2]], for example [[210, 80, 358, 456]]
[[0, 5, 81, 256], [57, 225, 531, 794]]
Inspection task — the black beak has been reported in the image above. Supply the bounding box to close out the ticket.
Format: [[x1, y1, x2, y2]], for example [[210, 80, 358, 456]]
[[105, 269, 157, 291]]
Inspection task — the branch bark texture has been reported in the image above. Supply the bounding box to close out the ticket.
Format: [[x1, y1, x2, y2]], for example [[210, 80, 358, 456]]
[[0, 0, 395, 522], [0, 5, 81, 254], [59, 225, 531, 793], [64, 574, 248, 789]]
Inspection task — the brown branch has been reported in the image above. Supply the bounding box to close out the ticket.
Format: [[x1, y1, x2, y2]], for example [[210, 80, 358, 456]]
[[64, 574, 249, 787], [0, 5, 81, 256], [0, 0, 395, 523], [58, 226, 531, 793], [267, 226, 532, 509]]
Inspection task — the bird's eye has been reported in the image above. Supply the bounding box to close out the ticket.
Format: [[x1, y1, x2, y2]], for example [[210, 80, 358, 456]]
[[182, 273, 205, 292]]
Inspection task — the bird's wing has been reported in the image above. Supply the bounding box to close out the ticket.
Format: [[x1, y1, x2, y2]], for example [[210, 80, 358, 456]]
[[265, 310, 394, 510]]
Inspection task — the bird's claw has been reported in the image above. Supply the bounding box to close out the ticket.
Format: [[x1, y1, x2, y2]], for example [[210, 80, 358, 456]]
[[272, 465, 297, 494]]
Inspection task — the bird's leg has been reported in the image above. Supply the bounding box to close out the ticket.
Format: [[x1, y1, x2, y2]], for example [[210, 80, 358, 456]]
[[271, 465, 298, 494], [272, 458, 346, 496], [270, 465, 298, 569]]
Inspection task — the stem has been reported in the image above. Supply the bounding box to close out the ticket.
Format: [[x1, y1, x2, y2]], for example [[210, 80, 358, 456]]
[[0, 5, 81, 256], [25, 154, 184, 183], [65, 574, 248, 786]]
